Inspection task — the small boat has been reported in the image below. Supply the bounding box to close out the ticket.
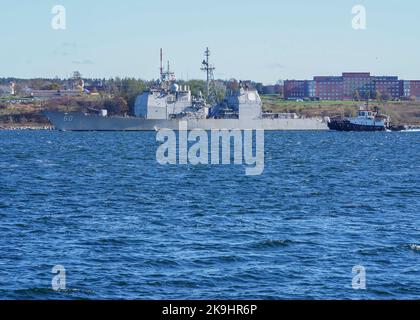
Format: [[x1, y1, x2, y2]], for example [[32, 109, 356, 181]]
[[328, 102, 390, 132]]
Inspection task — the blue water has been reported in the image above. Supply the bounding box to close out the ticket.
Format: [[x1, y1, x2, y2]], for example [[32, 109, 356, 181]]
[[0, 131, 419, 300]]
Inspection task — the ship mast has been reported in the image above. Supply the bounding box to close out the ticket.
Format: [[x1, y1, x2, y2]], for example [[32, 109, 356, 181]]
[[160, 48, 163, 80], [201, 48, 215, 96], [158, 48, 175, 87], [201, 47, 216, 103]]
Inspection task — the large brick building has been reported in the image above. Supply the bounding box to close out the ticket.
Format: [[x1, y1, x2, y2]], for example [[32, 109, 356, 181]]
[[283, 80, 308, 100], [341, 72, 374, 100], [401, 80, 420, 99], [314, 76, 344, 100], [375, 76, 400, 100], [284, 73, 420, 101]]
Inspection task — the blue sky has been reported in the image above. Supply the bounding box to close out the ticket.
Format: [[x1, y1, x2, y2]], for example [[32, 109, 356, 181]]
[[0, 0, 419, 83]]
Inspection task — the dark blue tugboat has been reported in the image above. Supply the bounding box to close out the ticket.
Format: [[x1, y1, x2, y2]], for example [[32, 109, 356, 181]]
[[328, 102, 390, 132]]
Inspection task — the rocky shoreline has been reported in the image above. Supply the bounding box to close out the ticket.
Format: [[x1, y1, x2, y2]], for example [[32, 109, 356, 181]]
[[0, 125, 53, 131]]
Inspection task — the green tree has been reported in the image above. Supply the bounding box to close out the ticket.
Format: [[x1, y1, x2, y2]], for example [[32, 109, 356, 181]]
[[29, 79, 47, 90], [41, 83, 61, 90], [178, 80, 207, 98], [103, 97, 128, 115], [120, 78, 147, 113]]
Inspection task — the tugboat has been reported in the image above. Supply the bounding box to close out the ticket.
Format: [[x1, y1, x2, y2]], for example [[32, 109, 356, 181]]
[[328, 100, 390, 132]]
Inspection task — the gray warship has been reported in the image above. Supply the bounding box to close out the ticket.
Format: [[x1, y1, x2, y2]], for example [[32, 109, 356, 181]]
[[44, 48, 328, 131]]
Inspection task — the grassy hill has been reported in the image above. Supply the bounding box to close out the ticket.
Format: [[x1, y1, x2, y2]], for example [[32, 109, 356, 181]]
[[262, 95, 420, 126], [0, 96, 100, 128]]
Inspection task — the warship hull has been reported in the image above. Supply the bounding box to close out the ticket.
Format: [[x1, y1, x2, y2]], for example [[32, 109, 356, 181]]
[[44, 111, 329, 131]]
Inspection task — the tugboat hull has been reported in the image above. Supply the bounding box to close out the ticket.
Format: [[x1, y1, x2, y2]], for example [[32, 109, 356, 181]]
[[328, 119, 386, 132]]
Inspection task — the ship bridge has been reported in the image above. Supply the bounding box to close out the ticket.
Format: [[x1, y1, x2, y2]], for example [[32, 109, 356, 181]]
[[133, 84, 195, 120], [211, 79, 262, 120]]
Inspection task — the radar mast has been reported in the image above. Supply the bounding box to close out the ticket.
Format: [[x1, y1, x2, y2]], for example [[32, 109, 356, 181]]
[[201, 47, 217, 105], [158, 48, 176, 92]]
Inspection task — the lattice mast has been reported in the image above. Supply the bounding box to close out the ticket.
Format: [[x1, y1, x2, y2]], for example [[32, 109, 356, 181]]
[[201, 47, 217, 104]]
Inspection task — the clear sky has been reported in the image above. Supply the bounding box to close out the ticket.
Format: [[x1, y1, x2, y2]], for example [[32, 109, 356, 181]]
[[0, 0, 419, 84]]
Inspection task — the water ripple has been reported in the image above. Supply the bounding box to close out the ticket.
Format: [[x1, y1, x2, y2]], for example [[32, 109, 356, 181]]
[[0, 131, 419, 300]]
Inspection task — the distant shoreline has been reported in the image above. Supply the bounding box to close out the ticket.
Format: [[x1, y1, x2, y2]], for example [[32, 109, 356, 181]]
[[1, 94, 420, 129], [0, 125, 53, 131]]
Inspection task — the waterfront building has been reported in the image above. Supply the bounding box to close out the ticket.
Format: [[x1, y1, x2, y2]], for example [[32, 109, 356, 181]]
[[307, 80, 316, 98], [314, 76, 343, 100], [374, 76, 400, 99], [401, 80, 420, 99], [284, 72, 420, 101], [259, 84, 283, 95], [31, 89, 83, 99], [342, 72, 373, 100], [284, 80, 307, 100]]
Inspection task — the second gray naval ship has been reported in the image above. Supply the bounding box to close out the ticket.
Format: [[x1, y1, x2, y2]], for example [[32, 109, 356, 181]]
[[44, 48, 328, 131]]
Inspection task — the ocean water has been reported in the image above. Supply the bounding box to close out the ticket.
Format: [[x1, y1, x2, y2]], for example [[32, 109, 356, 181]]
[[0, 131, 419, 300]]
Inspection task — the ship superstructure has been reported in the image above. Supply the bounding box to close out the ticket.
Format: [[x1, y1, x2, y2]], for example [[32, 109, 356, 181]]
[[133, 49, 209, 121]]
